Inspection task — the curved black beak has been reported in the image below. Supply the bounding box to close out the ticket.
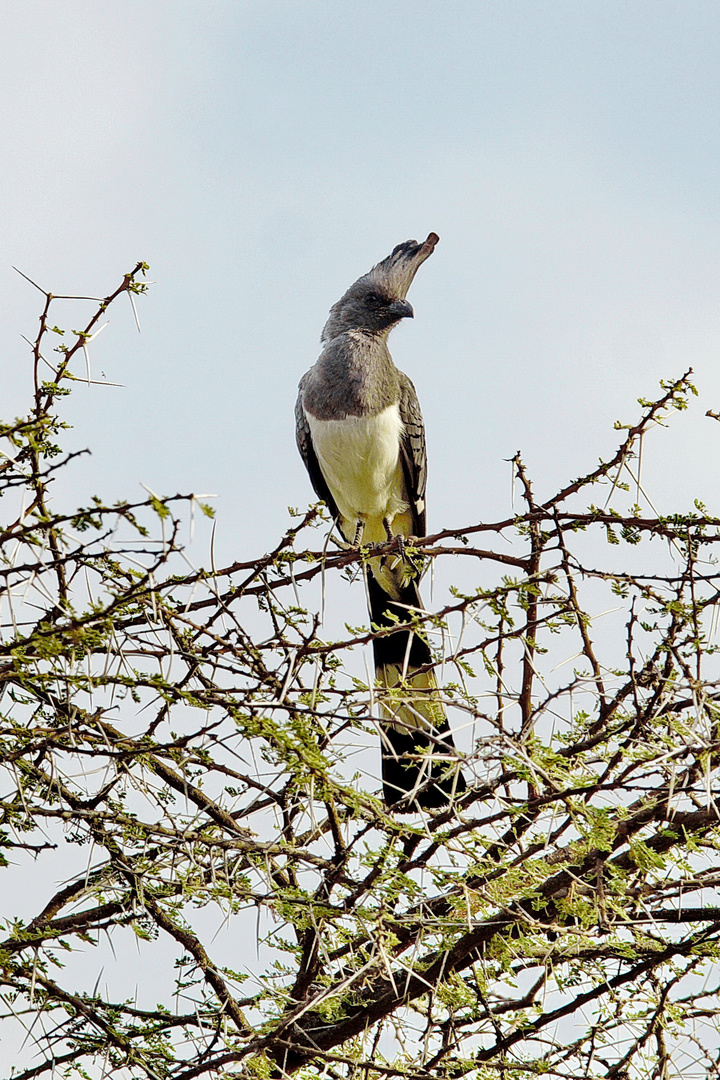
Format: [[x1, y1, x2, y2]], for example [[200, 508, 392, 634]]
[[387, 299, 414, 321]]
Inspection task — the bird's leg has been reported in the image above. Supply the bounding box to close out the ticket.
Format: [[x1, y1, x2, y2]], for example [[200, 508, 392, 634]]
[[353, 519, 366, 548], [383, 516, 405, 561]]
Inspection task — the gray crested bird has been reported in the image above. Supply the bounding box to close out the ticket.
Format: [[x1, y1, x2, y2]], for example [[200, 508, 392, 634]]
[[295, 233, 466, 809]]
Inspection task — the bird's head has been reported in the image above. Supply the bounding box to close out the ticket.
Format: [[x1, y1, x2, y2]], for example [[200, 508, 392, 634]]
[[321, 233, 439, 343]]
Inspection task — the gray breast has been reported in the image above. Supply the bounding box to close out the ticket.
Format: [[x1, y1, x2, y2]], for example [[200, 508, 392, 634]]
[[301, 332, 401, 421]]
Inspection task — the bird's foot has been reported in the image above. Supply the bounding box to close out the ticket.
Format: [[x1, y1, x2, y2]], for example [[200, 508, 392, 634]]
[[352, 520, 366, 548], [383, 517, 406, 567]]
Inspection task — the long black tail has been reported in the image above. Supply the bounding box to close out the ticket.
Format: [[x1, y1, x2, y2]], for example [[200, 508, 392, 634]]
[[365, 571, 466, 810]]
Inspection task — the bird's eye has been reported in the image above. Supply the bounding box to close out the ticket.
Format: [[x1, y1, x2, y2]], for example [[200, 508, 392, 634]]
[[366, 291, 381, 306]]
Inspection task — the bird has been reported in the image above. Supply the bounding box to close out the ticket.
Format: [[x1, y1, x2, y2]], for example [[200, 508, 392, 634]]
[[295, 233, 466, 810]]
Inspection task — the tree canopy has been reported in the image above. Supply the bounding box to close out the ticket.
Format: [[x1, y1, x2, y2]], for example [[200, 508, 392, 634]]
[[2, 268, 720, 1079]]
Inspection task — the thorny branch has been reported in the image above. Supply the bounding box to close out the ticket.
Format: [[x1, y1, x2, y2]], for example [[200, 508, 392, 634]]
[[1, 278, 719, 1079]]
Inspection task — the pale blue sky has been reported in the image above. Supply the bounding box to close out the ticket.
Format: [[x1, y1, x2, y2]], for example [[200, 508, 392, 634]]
[[2, 0, 720, 563]]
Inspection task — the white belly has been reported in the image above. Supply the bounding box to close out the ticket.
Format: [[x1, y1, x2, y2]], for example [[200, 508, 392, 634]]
[[307, 404, 407, 535]]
